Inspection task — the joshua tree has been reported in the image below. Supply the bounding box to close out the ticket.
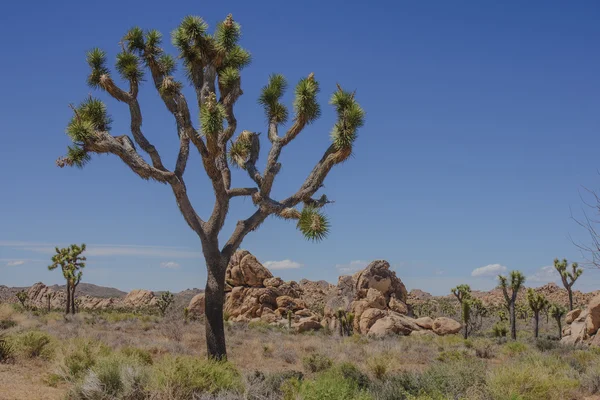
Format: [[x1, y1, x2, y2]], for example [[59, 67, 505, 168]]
[[549, 304, 566, 339], [335, 309, 355, 337], [451, 284, 472, 339], [553, 258, 583, 311], [157, 291, 174, 316], [498, 271, 525, 340], [56, 15, 364, 359], [526, 288, 548, 339], [15, 291, 28, 309], [48, 244, 86, 314]]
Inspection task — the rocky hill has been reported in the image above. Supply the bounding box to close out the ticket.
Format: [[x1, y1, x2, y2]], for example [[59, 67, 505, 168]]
[[48, 283, 127, 298]]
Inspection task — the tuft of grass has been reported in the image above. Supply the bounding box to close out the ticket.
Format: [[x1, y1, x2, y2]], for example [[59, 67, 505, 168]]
[[297, 369, 372, 400], [486, 353, 579, 400], [0, 334, 14, 363], [13, 330, 54, 359], [150, 355, 243, 398], [54, 338, 112, 380], [502, 341, 529, 356], [302, 353, 333, 373], [367, 355, 390, 380]]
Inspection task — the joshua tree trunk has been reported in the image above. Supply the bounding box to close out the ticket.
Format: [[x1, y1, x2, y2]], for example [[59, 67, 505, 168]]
[[65, 283, 71, 315], [509, 302, 517, 340], [567, 288, 573, 311], [204, 251, 228, 360], [71, 285, 76, 315], [534, 311, 539, 339], [557, 317, 562, 339], [463, 324, 468, 340]]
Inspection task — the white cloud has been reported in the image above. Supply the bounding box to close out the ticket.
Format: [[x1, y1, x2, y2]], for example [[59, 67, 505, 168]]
[[263, 260, 303, 270], [336, 260, 369, 273], [1, 241, 202, 259], [528, 265, 559, 283], [160, 261, 180, 269], [5, 260, 25, 266], [471, 264, 507, 277]]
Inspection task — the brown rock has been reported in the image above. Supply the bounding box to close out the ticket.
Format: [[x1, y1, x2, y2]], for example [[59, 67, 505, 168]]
[[353, 260, 408, 303], [188, 293, 205, 317], [389, 296, 408, 315], [260, 308, 278, 323], [224, 287, 279, 319], [226, 250, 273, 287], [415, 317, 434, 330], [359, 308, 387, 334], [294, 317, 322, 333], [561, 320, 588, 345], [432, 317, 462, 335], [367, 313, 419, 336], [586, 294, 600, 335], [364, 288, 387, 309], [590, 333, 600, 347], [122, 289, 156, 308], [264, 277, 283, 288], [276, 296, 306, 311], [566, 309, 582, 325]]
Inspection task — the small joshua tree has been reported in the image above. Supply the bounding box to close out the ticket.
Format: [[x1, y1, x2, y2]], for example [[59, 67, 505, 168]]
[[498, 271, 525, 340], [549, 304, 566, 339], [335, 309, 354, 337], [15, 291, 28, 309], [57, 14, 364, 360], [157, 291, 174, 316], [48, 244, 86, 315], [526, 288, 548, 339], [452, 284, 472, 339], [553, 258, 583, 311]]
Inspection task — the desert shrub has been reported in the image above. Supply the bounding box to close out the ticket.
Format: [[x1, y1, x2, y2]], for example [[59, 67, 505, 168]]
[[150, 355, 243, 398], [0, 334, 14, 363], [492, 323, 508, 338], [297, 369, 372, 400], [368, 373, 414, 400], [338, 362, 371, 389], [0, 319, 17, 330], [486, 353, 579, 400], [302, 353, 333, 373], [367, 355, 390, 380], [120, 347, 153, 365], [473, 339, 496, 359], [436, 349, 469, 363], [276, 346, 298, 364], [502, 341, 528, 356], [581, 360, 600, 394], [161, 319, 184, 342], [245, 370, 304, 399], [418, 359, 487, 398], [534, 338, 558, 352], [68, 355, 149, 400], [55, 338, 112, 380], [13, 330, 54, 359]]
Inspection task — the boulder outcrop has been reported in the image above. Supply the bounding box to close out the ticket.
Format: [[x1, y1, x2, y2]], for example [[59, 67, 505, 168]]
[[561, 293, 600, 346]]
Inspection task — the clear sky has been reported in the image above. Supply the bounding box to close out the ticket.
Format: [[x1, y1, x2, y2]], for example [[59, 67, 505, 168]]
[[1, 1, 599, 295]]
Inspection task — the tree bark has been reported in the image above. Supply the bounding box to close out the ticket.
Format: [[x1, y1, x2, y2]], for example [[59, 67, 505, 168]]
[[204, 250, 228, 360], [65, 283, 71, 315], [534, 311, 539, 339], [71, 285, 76, 315], [568, 289, 573, 311], [509, 302, 517, 340]]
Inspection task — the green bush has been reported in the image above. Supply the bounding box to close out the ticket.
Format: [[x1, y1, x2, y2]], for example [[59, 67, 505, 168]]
[[581, 360, 600, 395], [474, 339, 496, 359], [492, 323, 508, 338], [56, 338, 112, 380], [150, 355, 243, 398], [436, 350, 469, 363], [486, 353, 579, 400], [338, 362, 370, 389], [120, 347, 153, 365], [418, 359, 487, 398], [534, 338, 559, 352], [297, 369, 372, 400], [0, 320, 17, 330], [367, 355, 390, 380], [0, 334, 14, 363], [502, 341, 529, 356], [14, 331, 54, 359], [302, 353, 333, 373]]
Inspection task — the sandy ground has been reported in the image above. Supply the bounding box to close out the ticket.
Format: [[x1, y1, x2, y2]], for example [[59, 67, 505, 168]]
[[0, 361, 66, 400]]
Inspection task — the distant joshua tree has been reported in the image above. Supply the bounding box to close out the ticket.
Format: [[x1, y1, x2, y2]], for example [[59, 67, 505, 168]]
[[451, 284, 472, 339], [498, 271, 526, 340], [15, 291, 28, 309], [549, 304, 566, 339], [157, 291, 174, 316], [526, 288, 548, 339], [553, 258, 583, 311], [48, 244, 86, 314], [55, 14, 364, 360]]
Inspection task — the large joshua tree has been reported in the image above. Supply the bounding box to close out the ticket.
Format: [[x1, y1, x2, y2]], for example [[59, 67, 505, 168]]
[[451, 284, 471, 339], [553, 258, 583, 311], [48, 244, 86, 315], [498, 271, 525, 340], [56, 15, 364, 359]]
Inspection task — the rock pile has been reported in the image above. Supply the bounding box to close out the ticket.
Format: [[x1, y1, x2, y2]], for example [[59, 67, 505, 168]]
[[322, 260, 461, 337], [25, 282, 153, 311], [561, 293, 600, 346], [189, 250, 323, 333]]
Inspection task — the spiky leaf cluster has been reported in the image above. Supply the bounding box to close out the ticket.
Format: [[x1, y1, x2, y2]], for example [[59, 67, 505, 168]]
[[228, 130, 255, 168], [451, 284, 471, 303], [330, 87, 365, 150], [215, 14, 240, 53], [172, 16, 211, 68], [526, 288, 548, 312], [553, 258, 583, 286], [66, 97, 111, 145], [86, 48, 109, 88], [297, 206, 329, 242], [549, 304, 566, 320], [48, 244, 87, 285], [200, 92, 226, 137], [293, 75, 321, 124], [157, 291, 174, 316], [258, 74, 288, 123], [498, 270, 525, 291], [116, 51, 144, 82]]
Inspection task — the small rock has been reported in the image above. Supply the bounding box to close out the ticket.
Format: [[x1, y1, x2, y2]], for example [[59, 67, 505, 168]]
[[432, 317, 462, 335]]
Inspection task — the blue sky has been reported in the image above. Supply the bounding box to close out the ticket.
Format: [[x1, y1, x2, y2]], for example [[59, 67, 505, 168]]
[[1, 1, 600, 295]]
